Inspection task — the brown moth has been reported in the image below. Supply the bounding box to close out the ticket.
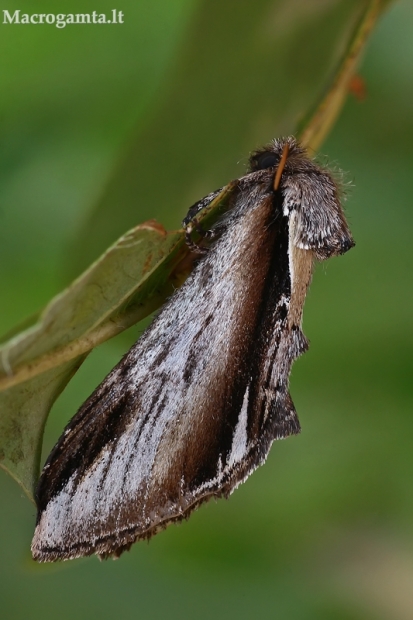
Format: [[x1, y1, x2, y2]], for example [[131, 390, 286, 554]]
[[32, 136, 354, 561]]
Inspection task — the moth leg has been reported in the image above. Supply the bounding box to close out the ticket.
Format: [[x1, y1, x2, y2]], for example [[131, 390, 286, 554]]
[[182, 187, 224, 228], [185, 219, 209, 254], [185, 219, 227, 253], [202, 225, 226, 240]]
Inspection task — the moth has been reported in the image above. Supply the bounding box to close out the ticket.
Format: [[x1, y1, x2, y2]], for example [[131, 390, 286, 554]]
[[31, 136, 354, 562]]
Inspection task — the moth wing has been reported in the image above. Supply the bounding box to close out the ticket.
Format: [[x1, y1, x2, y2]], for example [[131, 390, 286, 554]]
[[32, 183, 299, 561], [282, 171, 354, 259]]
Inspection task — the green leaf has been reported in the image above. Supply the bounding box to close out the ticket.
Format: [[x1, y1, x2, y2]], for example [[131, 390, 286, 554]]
[[0, 361, 86, 501], [0, 0, 393, 499]]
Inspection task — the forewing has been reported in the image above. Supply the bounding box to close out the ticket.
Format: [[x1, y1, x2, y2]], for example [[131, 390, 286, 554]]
[[32, 179, 295, 561]]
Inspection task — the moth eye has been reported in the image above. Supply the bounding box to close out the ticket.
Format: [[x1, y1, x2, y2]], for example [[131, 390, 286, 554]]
[[253, 152, 278, 171]]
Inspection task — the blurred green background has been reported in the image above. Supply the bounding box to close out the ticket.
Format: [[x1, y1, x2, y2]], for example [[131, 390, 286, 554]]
[[1, 1, 412, 619]]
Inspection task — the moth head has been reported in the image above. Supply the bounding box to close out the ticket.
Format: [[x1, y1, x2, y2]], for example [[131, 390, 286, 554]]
[[249, 136, 306, 173], [249, 137, 355, 260]]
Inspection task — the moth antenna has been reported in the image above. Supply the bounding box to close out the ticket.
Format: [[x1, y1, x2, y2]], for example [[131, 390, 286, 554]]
[[273, 143, 289, 190]]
